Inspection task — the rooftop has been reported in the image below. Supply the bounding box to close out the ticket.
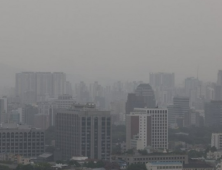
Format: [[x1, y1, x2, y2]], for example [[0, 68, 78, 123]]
[[149, 162, 182, 165], [0, 123, 41, 130], [183, 163, 213, 168]]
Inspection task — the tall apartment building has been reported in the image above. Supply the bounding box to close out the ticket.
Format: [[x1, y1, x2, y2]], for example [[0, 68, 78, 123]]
[[205, 101, 222, 126], [55, 103, 112, 160], [0, 97, 8, 123], [126, 84, 156, 114], [149, 73, 175, 89], [0, 123, 45, 157], [36, 72, 53, 101], [52, 72, 66, 99], [211, 133, 222, 150], [15, 72, 36, 104], [15, 72, 67, 104], [126, 108, 168, 150], [184, 77, 201, 107]]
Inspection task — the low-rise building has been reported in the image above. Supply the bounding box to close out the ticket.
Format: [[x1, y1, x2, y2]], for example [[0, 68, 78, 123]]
[[0, 123, 45, 157], [146, 162, 183, 170], [207, 151, 222, 160], [183, 163, 214, 170], [111, 154, 188, 165]]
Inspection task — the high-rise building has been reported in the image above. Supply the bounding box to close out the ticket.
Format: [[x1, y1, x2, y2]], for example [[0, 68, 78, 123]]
[[149, 73, 175, 106], [205, 101, 222, 127], [22, 105, 38, 126], [126, 108, 168, 150], [16, 72, 67, 104], [0, 97, 8, 123], [36, 72, 53, 102], [173, 97, 190, 118], [149, 73, 175, 89], [126, 84, 156, 114], [0, 123, 45, 157], [66, 81, 73, 95], [167, 105, 181, 128], [52, 72, 66, 99], [15, 72, 36, 104], [184, 77, 201, 108], [55, 103, 111, 160], [211, 133, 222, 150]]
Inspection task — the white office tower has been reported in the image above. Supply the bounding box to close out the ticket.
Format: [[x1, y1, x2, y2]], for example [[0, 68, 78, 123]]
[[211, 133, 222, 150], [126, 108, 168, 150]]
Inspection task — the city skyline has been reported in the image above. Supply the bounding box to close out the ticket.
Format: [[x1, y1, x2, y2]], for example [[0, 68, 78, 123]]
[[0, 0, 222, 88]]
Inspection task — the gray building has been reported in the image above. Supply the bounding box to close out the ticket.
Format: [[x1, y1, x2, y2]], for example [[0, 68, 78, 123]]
[[205, 101, 222, 126], [15, 72, 66, 104], [55, 103, 112, 161], [0, 123, 45, 157], [111, 154, 188, 165], [126, 84, 156, 114]]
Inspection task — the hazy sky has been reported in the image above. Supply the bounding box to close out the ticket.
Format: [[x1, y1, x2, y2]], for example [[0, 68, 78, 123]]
[[0, 0, 222, 84]]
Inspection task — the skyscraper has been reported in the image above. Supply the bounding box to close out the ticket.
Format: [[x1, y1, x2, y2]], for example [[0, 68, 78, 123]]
[[126, 108, 168, 150], [126, 84, 156, 114], [55, 103, 111, 160]]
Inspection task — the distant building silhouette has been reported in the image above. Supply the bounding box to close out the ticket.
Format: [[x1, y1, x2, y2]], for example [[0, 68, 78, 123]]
[[16, 72, 66, 104], [125, 84, 156, 114]]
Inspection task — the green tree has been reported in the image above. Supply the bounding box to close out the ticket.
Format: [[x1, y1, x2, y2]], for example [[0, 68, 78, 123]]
[[211, 146, 217, 152], [138, 149, 148, 155], [188, 150, 204, 158], [68, 160, 81, 167]]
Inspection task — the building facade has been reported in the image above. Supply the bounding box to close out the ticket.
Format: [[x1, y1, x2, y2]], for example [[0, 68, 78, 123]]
[[126, 108, 168, 150], [15, 72, 67, 104], [111, 154, 188, 165], [211, 133, 222, 150], [55, 104, 112, 160], [0, 123, 45, 157], [205, 101, 222, 126], [146, 162, 182, 170]]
